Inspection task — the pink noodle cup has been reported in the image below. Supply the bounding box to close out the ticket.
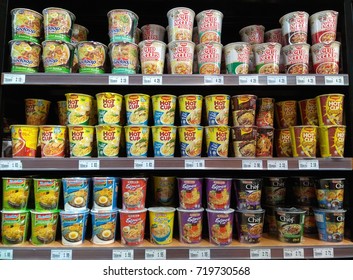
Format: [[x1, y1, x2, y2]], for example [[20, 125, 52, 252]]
[[239, 25, 265, 44], [282, 43, 310, 74], [206, 208, 234, 246], [141, 24, 165, 41], [177, 207, 204, 244], [119, 208, 147, 246], [196, 9, 223, 44], [311, 41, 341, 74], [167, 7, 195, 42], [139, 40, 166, 74], [167, 40, 195, 75], [253, 43, 281, 74], [310, 10, 338, 44], [279, 11, 309, 46]]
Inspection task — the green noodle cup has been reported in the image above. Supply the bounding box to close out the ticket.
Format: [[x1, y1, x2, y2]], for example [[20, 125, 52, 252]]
[[9, 39, 41, 73], [275, 207, 305, 243], [11, 8, 43, 43], [1, 210, 30, 245], [107, 9, 139, 43], [33, 178, 61, 211], [76, 41, 108, 74], [42, 40, 75, 73], [30, 210, 59, 245], [2, 177, 31, 210]]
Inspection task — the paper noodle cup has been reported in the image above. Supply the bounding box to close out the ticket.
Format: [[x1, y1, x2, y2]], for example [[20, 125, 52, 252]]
[[253, 42, 281, 74], [30, 210, 59, 245], [282, 43, 310, 74], [2, 177, 31, 210], [177, 207, 204, 244], [205, 94, 230, 125], [33, 178, 61, 211], [25, 98, 51, 125], [1, 210, 30, 245], [256, 127, 274, 157], [279, 11, 309, 45], [264, 28, 283, 44], [196, 42, 223, 74], [39, 125, 66, 157], [233, 178, 262, 210], [167, 7, 195, 41], [224, 42, 251, 74], [231, 126, 257, 158], [92, 177, 119, 211], [96, 92, 123, 125], [121, 177, 148, 210], [177, 177, 203, 209], [318, 125, 345, 158], [206, 208, 234, 246], [298, 98, 319, 126], [152, 176, 177, 207], [315, 178, 345, 209], [152, 126, 177, 157], [205, 126, 230, 157], [263, 177, 287, 205], [314, 209, 345, 242], [95, 124, 122, 157], [205, 178, 232, 210], [90, 209, 118, 245], [178, 95, 203, 126], [67, 125, 94, 157], [167, 40, 195, 74], [65, 93, 93, 125], [43, 7, 75, 42], [60, 210, 89, 246], [235, 209, 265, 243], [62, 177, 90, 211], [310, 10, 338, 44], [316, 93, 344, 126], [275, 207, 305, 243], [71, 24, 89, 43], [42, 40, 75, 73], [11, 8, 43, 43], [290, 125, 317, 158], [151, 94, 177, 125], [139, 40, 166, 74], [11, 125, 39, 157], [125, 93, 150, 125], [196, 9, 223, 43], [275, 100, 297, 128], [124, 125, 149, 157], [57, 101, 68, 125], [239, 25, 265, 44], [275, 128, 292, 157], [178, 126, 203, 157], [107, 9, 139, 43], [120, 209, 147, 246], [148, 207, 176, 245]]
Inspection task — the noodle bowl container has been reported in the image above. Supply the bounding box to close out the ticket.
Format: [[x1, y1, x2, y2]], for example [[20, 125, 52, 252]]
[[239, 25, 265, 44], [275, 100, 297, 128], [256, 98, 275, 127], [33, 178, 61, 211], [282, 43, 310, 74], [152, 176, 176, 207], [177, 207, 204, 244], [59, 209, 89, 246], [177, 177, 203, 209], [108, 41, 139, 74], [2, 177, 31, 210], [275, 207, 305, 243], [65, 93, 93, 125], [125, 125, 149, 157], [231, 126, 257, 158], [235, 209, 265, 243], [178, 126, 203, 157], [263, 177, 287, 206], [314, 208, 346, 242], [76, 41, 108, 74], [30, 210, 59, 245], [233, 178, 262, 210], [90, 209, 119, 245], [205, 178, 232, 210], [62, 177, 90, 211], [196, 42, 223, 75], [275, 128, 292, 157], [39, 125, 66, 158], [148, 207, 176, 245], [107, 9, 139, 43], [42, 40, 75, 73], [11, 8, 43, 43], [256, 127, 274, 157], [9, 40, 41, 73], [291, 177, 317, 206], [11, 125, 39, 157], [206, 208, 234, 246], [290, 125, 318, 158], [298, 98, 319, 126], [119, 208, 147, 246], [121, 177, 148, 210], [92, 177, 119, 211], [1, 210, 30, 245]]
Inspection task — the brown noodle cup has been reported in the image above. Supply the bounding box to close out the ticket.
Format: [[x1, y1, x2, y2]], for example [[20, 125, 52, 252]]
[[196, 42, 223, 75], [316, 94, 344, 126], [256, 127, 274, 157], [253, 43, 281, 74], [76, 41, 108, 74], [167, 40, 195, 75], [71, 24, 89, 43], [239, 25, 265, 44], [290, 125, 318, 158], [264, 28, 283, 44], [275, 128, 292, 157], [310, 10, 338, 44], [291, 176, 317, 206], [232, 110, 256, 126], [256, 98, 275, 128], [298, 98, 319, 126], [11, 8, 43, 43], [139, 40, 166, 74], [25, 98, 51, 125], [263, 177, 287, 205], [205, 126, 230, 157], [141, 24, 165, 41], [107, 9, 139, 43], [282, 43, 310, 74], [311, 41, 340, 74], [223, 42, 251, 74], [196, 9, 223, 44], [108, 41, 139, 74], [42, 40, 75, 73], [279, 11, 309, 45], [231, 126, 257, 158], [275, 100, 297, 129], [167, 7, 195, 42], [235, 209, 265, 243], [318, 125, 346, 158], [231, 95, 257, 126], [39, 125, 66, 157], [9, 40, 41, 73]]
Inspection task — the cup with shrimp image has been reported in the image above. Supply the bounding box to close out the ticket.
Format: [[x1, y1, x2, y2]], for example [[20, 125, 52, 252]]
[[177, 207, 204, 244], [120, 208, 147, 246], [206, 208, 234, 246]]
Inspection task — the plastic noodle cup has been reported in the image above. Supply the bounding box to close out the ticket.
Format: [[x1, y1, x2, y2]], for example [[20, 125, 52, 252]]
[[9, 40, 41, 73], [152, 176, 176, 207], [196, 9, 223, 43], [177, 178, 203, 209], [205, 126, 230, 157], [65, 93, 93, 125], [224, 42, 251, 74], [76, 41, 108, 74], [57, 101, 68, 125], [60, 209, 89, 246], [231, 95, 257, 126], [125, 125, 149, 157], [231, 126, 257, 158], [108, 41, 139, 74], [196, 42, 223, 74], [279, 11, 309, 45], [248, 45, 256, 73], [256, 127, 274, 157], [316, 94, 344, 126], [148, 207, 176, 245], [282, 43, 310, 74], [314, 209, 346, 242], [92, 177, 119, 211], [178, 94, 203, 126], [205, 94, 230, 125], [168, 40, 195, 75], [264, 28, 283, 44], [125, 93, 150, 125], [166, 25, 172, 43], [25, 98, 51, 125], [71, 24, 89, 43], [310, 10, 338, 44], [263, 177, 287, 205], [151, 94, 177, 125], [39, 125, 66, 157], [11, 125, 39, 157], [11, 8, 43, 43], [298, 98, 319, 126], [177, 207, 204, 244], [275, 128, 292, 157], [315, 178, 345, 209], [152, 126, 177, 157], [42, 7, 76, 42], [121, 177, 148, 210], [30, 210, 59, 245], [62, 177, 90, 211], [291, 177, 317, 206], [95, 124, 122, 157], [67, 125, 94, 157], [275, 100, 297, 128], [119, 208, 147, 246], [42, 40, 75, 73], [1, 210, 30, 245], [107, 9, 139, 43], [275, 207, 305, 243], [253, 42, 281, 74], [290, 125, 317, 158], [239, 25, 265, 44], [2, 177, 31, 210], [205, 178, 232, 210], [318, 125, 345, 158], [235, 209, 265, 243], [33, 178, 61, 211], [90, 209, 119, 245], [233, 178, 262, 210], [167, 7, 195, 41], [178, 126, 203, 157], [139, 40, 166, 74], [141, 24, 165, 41], [206, 208, 234, 246], [311, 41, 340, 74], [256, 98, 275, 127]]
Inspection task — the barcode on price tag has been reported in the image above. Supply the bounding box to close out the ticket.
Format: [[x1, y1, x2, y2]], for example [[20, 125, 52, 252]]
[[0, 249, 13, 260], [145, 249, 166, 260], [267, 160, 288, 170], [112, 249, 134, 260], [78, 160, 100, 170], [184, 159, 205, 169], [325, 75, 344, 85], [296, 76, 316, 85], [134, 159, 154, 169], [143, 76, 162, 85], [189, 249, 210, 259], [51, 250, 72, 260], [267, 76, 287, 85], [242, 160, 263, 170], [250, 249, 271, 259], [298, 159, 319, 170], [0, 160, 22, 170], [3, 74, 26, 84], [283, 248, 304, 259], [313, 248, 334, 259], [109, 75, 129, 85], [204, 75, 224, 85], [239, 75, 259, 85]]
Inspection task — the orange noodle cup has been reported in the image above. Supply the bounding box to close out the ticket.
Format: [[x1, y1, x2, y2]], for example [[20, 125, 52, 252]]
[[42, 40, 75, 73], [71, 24, 89, 43], [279, 11, 309, 45], [124, 93, 150, 125], [318, 125, 346, 158], [108, 41, 139, 74], [167, 7, 195, 41], [25, 98, 51, 125], [42, 7, 76, 42], [121, 177, 148, 211], [206, 208, 234, 246], [178, 94, 203, 126], [76, 41, 108, 74], [178, 126, 203, 157], [290, 125, 318, 158], [39, 125, 66, 157], [1, 210, 30, 245], [30, 210, 59, 245], [231, 126, 257, 158], [139, 40, 166, 74], [11, 8, 43, 43], [235, 209, 265, 243], [152, 126, 177, 157], [275, 128, 293, 157], [177, 207, 204, 244], [177, 178, 203, 210], [224, 42, 251, 74], [310, 10, 338, 44], [256, 127, 274, 157], [275, 100, 297, 129], [96, 92, 123, 125], [282, 43, 310, 74], [141, 24, 165, 41], [256, 98, 275, 128], [205, 125, 230, 157], [9, 40, 41, 73], [196, 42, 223, 75], [90, 209, 118, 245], [11, 125, 39, 157], [124, 125, 149, 157], [120, 209, 147, 246], [316, 93, 344, 126], [167, 40, 195, 75], [275, 207, 305, 243], [95, 124, 122, 157], [264, 28, 283, 44], [107, 9, 139, 43], [196, 9, 223, 43], [205, 94, 230, 125], [59, 209, 89, 246], [67, 125, 94, 157], [151, 94, 177, 125], [65, 93, 93, 125], [298, 98, 319, 126], [148, 207, 176, 245], [2, 177, 31, 210], [239, 25, 265, 44], [314, 209, 346, 242], [253, 42, 281, 74], [311, 41, 340, 74], [33, 178, 61, 211]]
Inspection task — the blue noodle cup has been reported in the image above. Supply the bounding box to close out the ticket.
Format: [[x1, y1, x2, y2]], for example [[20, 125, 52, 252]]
[[90, 209, 119, 245], [59, 209, 89, 245], [314, 208, 346, 242], [92, 177, 120, 210], [62, 177, 90, 211]]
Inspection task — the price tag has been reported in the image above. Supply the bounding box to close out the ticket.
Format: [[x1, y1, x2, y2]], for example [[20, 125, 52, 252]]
[[325, 75, 344, 85], [0, 249, 13, 260], [189, 249, 211, 260], [298, 159, 319, 170], [283, 248, 304, 259], [0, 160, 22, 170], [145, 249, 166, 260], [204, 75, 224, 85], [134, 159, 154, 169], [51, 250, 72, 260], [242, 159, 263, 170], [143, 76, 162, 85], [267, 76, 287, 85], [3, 74, 26, 84], [296, 76, 316, 85], [239, 75, 259, 85], [184, 159, 205, 169], [112, 249, 134, 260], [313, 248, 334, 259], [109, 75, 129, 85], [267, 160, 288, 170], [250, 249, 271, 259], [78, 160, 100, 170]]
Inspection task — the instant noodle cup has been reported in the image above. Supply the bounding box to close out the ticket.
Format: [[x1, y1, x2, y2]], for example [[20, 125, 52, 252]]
[[11, 8, 42, 43], [311, 41, 340, 74], [91, 209, 119, 245], [167, 40, 195, 75], [290, 125, 317, 158], [166, 25, 172, 43], [167, 7, 195, 41], [9, 40, 41, 73], [223, 42, 251, 74], [30, 210, 59, 245], [275, 100, 297, 128], [310, 10, 338, 44], [25, 98, 51, 125], [121, 177, 148, 210], [256, 98, 275, 128], [141, 24, 165, 41], [92, 177, 119, 211], [119, 208, 147, 246], [178, 94, 203, 126], [291, 177, 317, 206], [125, 125, 149, 157], [282, 43, 310, 74], [235, 209, 265, 243], [275, 207, 305, 243], [65, 93, 93, 125], [239, 25, 265, 44], [248, 45, 256, 73], [316, 93, 344, 126], [205, 94, 230, 125], [71, 23, 89, 43], [1, 210, 30, 245], [2, 177, 31, 210], [67, 125, 94, 157], [315, 178, 345, 209], [76, 41, 108, 74], [96, 92, 123, 125], [107, 9, 139, 43], [256, 127, 274, 157], [148, 207, 176, 245], [139, 40, 166, 74], [279, 11, 309, 45], [42, 40, 75, 73], [196, 9, 223, 43], [231, 95, 257, 126], [314, 208, 346, 242], [318, 125, 346, 158], [275, 128, 292, 157], [57, 101, 68, 125], [39, 125, 66, 157], [233, 178, 262, 210], [196, 42, 223, 74], [231, 126, 257, 158], [177, 207, 204, 244], [11, 125, 39, 157], [95, 124, 122, 157], [151, 94, 177, 125], [177, 177, 203, 209], [108, 41, 139, 74], [125, 93, 150, 125], [298, 98, 319, 126], [263, 177, 287, 206], [178, 126, 203, 157], [59, 209, 89, 245], [152, 126, 177, 157], [253, 42, 281, 74], [42, 7, 76, 42], [33, 178, 61, 211], [264, 28, 283, 44], [205, 177, 232, 210], [206, 208, 234, 246], [152, 176, 176, 207], [205, 125, 230, 157], [62, 177, 90, 211]]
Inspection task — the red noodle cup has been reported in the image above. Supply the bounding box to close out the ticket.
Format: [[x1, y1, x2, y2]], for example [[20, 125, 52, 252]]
[[316, 93, 344, 126], [139, 40, 166, 74], [121, 177, 148, 210], [239, 25, 265, 44], [65, 93, 93, 125], [253, 42, 281, 74], [167, 7, 195, 41], [310, 10, 338, 44], [275, 128, 292, 157], [67, 125, 94, 157], [196, 42, 223, 75], [311, 41, 340, 74], [167, 40, 195, 75], [231, 126, 257, 158], [95, 124, 122, 157], [119, 209, 147, 246], [275, 100, 297, 129], [264, 28, 283, 44], [282, 43, 310, 74], [108, 41, 139, 74], [42, 40, 75, 73], [178, 126, 203, 157], [275, 207, 305, 243], [76, 41, 108, 74], [141, 24, 165, 41], [279, 11, 309, 45], [107, 9, 139, 43], [96, 92, 123, 125], [11, 125, 39, 157], [125, 93, 150, 125], [298, 98, 319, 126], [25, 98, 51, 125], [71, 24, 89, 43], [178, 94, 203, 126], [316, 178, 345, 209], [196, 9, 223, 43], [314, 208, 345, 242], [233, 178, 262, 210], [256, 127, 274, 157], [206, 208, 234, 246], [39, 125, 66, 157], [205, 94, 230, 125], [9, 40, 41, 73], [177, 207, 204, 244], [318, 125, 346, 158], [205, 178, 232, 210], [235, 209, 265, 243], [256, 98, 275, 127], [205, 126, 230, 157], [263, 177, 287, 205], [11, 8, 43, 43], [224, 42, 251, 74], [291, 177, 317, 206], [177, 177, 203, 209], [290, 125, 318, 158]]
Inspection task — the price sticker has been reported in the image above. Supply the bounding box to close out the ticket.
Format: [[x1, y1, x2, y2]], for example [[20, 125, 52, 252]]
[[78, 160, 100, 170], [267, 160, 288, 170], [189, 249, 211, 260], [313, 248, 334, 259], [3, 74, 26, 84], [0, 249, 13, 260], [239, 75, 259, 85], [109, 75, 129, 85], [242, 160, 263, 170], [184, 159, 205, 169], [112, 249, 134, 260], [298, 159, 319, 170], [0, 160, 22, 170], [204, 75, 224, 85], [296, 76, 316, 85], [267, 76, 287, 85], [145, 249, 166, 260], [283, 248, 304, 259], [134, 159, 154, 169], [250, 249, 271, 259], [51, 250, 72, 260], [325, 75, 344, 85], [143, 76, 162, 85]]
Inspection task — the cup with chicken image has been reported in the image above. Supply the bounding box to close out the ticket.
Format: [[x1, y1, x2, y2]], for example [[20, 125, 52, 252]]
[[65, 93, 93, 125], [25, 98, 51, 125], [2, 177, 32, 210], [148, 207, 176, 245], [96, 92, 123, 125], [108, 41, 139, 74], [67, 125, 94, 158], [290, 125, 318, 158], [152, 126, 177, 157], [95, 124, 122, 157], [139, 40, 166, 74], [124, 125, 149, 157], [33, 178, 61, 211], [11, 8, 43, 43], [1, 210, 30, 245], [205, 94, 230, 126], [124, 93, 150, 125], [205, 125, 230, 157], [42, 40, 75, 73], [178, 94, 203, 126], [167, 40, 195, 75], [11, 125, 39, 157], [151, 94, 177, 125]]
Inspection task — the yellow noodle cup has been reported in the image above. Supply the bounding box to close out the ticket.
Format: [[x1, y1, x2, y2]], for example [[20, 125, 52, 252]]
[[151, 94, 177, 125], [57, 101, 68, 125], [67, 125, 94, 157], [65, 93, 93, 125], [152, 126, 177, 157], [11, 124, 39, 157], [25, 98, 51, 125], [205, 94, 230, 125], [96, 92, 123, 125], [148, 207, 176, 245], [125, 125, 150, 157], [125, 93, 150, 125], [95, 124, 122, 157], [178, 94, 203, 126], [205, 125, 230, 157], [318, 125, 346, 158], [178, 126, 203, 157]]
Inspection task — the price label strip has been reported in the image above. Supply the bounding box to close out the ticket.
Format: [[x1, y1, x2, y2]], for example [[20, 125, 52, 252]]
[[134, 159, 154, 169], [283, 248, 304, 259], [267, 76, 287, 85], [250, 248, 271, 259], [143, 76, 162, 85], [298, 159, 319, 170], [112, 249, 134, 260], [189, 249, 211, 260], [51, 250, 72, 260], [267, 160, 288, 170], [296, 76, 316, 85], [239, 75, 259, 85], [0, 160, 22, 170], [184, 159, 205, 169], [242, 159, 263, 170], [313, 248, 334, 259], [78, 160, 100, 170], [204, 75, 224, 85], [3, 73, 26, 84], [0, 249, 13, 260], [145, 249, 166, 260], [324, 75, 344, 85], [109, 75, 129, 85]]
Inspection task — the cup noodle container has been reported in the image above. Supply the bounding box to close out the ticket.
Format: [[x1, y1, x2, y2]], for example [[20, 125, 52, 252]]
[[282, 43, 310, 74], [148, 207, 176, 245], [233, 178, 262, 210], [264, 28, 283, 44], [95, 124, 122, 157], [290, 125, 318, 158], [196, 9, 223, 43], [57, 101, 68, 125], [11, 125, 39, 157], [206, 208, 234, 246], [291, 177, 317, 206], [76, 41, 108, 74], [1, 210, 30, 245], [314, 208, 346, 242], [30, 210, 59, 245], [9, 40, 41, 73], [67, 125, 94, 157], [205, 94, 230, 125], [256, 98, 275, 128], [318, 125, 346, 158], [167, 7, 195, 41], [152, 176, 176, 207], [166, 25, 172, 43], [96, 92, 123, 125], [62, 177, 90, 211], [231, 94, 256, 126], [178, 126, 203, 157], [315, 178, 345, 209], [152, 94, 177, 125], [231, 126, 257, 158], [71, 23, 89, 43], [205, 178, 232, 210], [223, 42, 251, 74], [11, 8, 43, 43], [90, 209, 119, 245], [59, 209, 89, 245], [42, 40, 75, 73], [205, 126, 230, 157], [152, 126, 177, 157], [120, 208, 147, 246], [256, 127, 274, 157], [279, 11, 309, 45], [275, 128, 292, 157], [2, 177, 31, 210], [92, 177, 119, 211], [316, 93, 344, 126], [65, 93, 93, 125], [141, 24, 165, 41], [139, 40, 166, 74], [25, 98, 51, 125], [263, 177, 287, 206], [311, 41, 340, 74], [298, 98, 319, 126], [248, 45, 256, 73], [177, 177, 203, 209], [108, 41, 139, 74], [196, 42, 223, 74], [125, 125, 149, 157], [124, 93, 150, 125], [107, 9, 138, 42], [121, 177, 148, 210], [239, 25, 265, 44], [177, 207, 204, 244], [167, 40, 195, 75], [275, 207, 305, 243], [235, 209, 265, 243], [33, 178, 61, 211], [39, 125, 66, 157], [310, 10, 338, 44], [253, 42, 281, 74], [275, 100, 297, 128], [178, 94, 203, 126]]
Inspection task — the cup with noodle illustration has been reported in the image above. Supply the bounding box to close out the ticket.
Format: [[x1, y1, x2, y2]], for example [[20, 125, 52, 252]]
[[205, 178, 232, 210], [152, 94, 177, 125], [224, 42, 251, 74], [90, 209, 118, 245], [239, 25, 265, 44], [310, 10, 338, 44], [11, 8, 43, 43], [2, 177, 31, 210], [177, 177, 203, 209], [231, 126, 257, 158], [30, 210, 59, 245], [121, 177, 148, 210], [318, 125, 346, 158], [95, 124, 122, 157], [9, 40, 41, 73], [192, 27, 199, 45], [152, 126, 177, 157], [275, 100, 297, 129], [275, 207, 306, 243], [298, 98, 319, 126], [315, 93, 344, 126], [275, 128, 292, 157], [315, 178, 345, 209], [56, 101, 67, 126], [124, 93, 150, 125], [25, 98, 51, 125], [290, 125, 318, 158], [291, 176, 317, 206], [233, 178, 262, 210], [311, 41, 340, 74], [235, 209, 265, 243], [59, 210, 89, 246], [256, 98, 275, 128], [67, 125, 94, 157], [205, 126, 230, 157], [92, 177, 119, 211], [76, 41, 108, 74], [279, 11, 309, 45], [71, 24, 89, 43], [120, 208, 147, 246], [42, 40, 75, 73], [133, 27, 141, 44], [314, 208, 346, 242], [263, 177, 287, 206], [107, 9, 139, 43], [33, 178, 61, 211], [39, 125, 66, 158], [65, 93, 93, 125], [178, 126, 203, 157], [108, 41, 139, 74], [125, 125, 149, 157], [177, 207, 204, 244], [207, 208, 234, 246], [141, 24, 165, 41], [256, 127, 274, 157], [264, 28, 283, 44], [96, 92, 123, 125], [253, 42, 281, 74], [167, 7, 195, 41], [196, 9, 223, 43], [178, 94, 203, 126], [282, 43, 310, 74], [196, 42, 223, 75], [231, 95, 257, 126], [62, 177, 90, 211], [11, 125, 39, 157], [1, 210, 30, 245], [205, 94, 230, 125], [148, 207, 176, 245], [139, 40, 166, 74], [167, 40, 195, 75]]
